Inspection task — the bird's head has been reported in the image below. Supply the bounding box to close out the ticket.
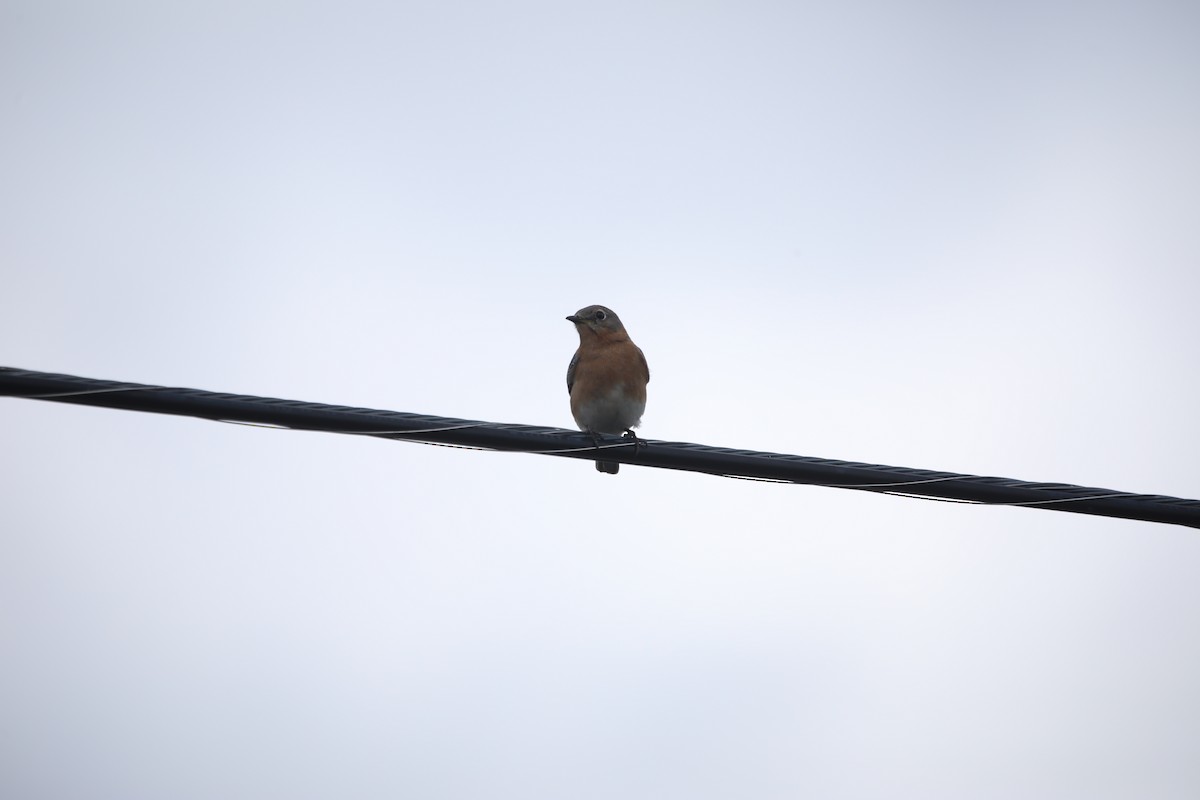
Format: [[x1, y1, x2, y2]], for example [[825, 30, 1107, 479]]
[[566, 305, 625, 337]]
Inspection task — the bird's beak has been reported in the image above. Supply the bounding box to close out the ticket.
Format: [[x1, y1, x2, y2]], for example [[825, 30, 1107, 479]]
[[566, 315, 580, 323]]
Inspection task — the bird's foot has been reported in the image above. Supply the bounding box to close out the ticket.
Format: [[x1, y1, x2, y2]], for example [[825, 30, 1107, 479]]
[[622, 429, 646, 456]]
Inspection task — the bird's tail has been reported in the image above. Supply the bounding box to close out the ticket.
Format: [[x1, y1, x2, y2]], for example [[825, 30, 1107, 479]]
[[595, 460, 619, 475]]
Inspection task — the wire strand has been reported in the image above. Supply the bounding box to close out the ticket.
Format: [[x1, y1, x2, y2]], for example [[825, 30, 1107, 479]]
[[3, 366, 1197, 529]]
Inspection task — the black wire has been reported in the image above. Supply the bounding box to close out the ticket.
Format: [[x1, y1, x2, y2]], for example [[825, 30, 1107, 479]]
[[2, 366, 1197, 529]]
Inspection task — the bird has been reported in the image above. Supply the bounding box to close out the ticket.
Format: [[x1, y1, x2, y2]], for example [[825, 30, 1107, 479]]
[[565, 304, 650, 474]]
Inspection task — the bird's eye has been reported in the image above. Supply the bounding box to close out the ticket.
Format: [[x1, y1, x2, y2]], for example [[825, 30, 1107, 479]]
[[594, 310, 607, 321]]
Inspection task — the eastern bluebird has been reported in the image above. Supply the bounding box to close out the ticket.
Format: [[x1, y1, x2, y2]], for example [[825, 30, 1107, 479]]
[[566, 305, 650, 474]]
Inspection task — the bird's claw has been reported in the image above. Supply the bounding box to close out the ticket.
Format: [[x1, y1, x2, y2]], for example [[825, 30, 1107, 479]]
[[622, 429, 646, 456]]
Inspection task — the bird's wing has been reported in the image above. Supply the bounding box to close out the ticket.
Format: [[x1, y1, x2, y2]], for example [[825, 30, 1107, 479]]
[[566, 349, 580, 394], [637, 346, 650, 384]]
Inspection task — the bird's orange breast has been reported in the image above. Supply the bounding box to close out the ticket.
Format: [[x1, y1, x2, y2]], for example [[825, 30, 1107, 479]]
[[569, 337, 649, 434]]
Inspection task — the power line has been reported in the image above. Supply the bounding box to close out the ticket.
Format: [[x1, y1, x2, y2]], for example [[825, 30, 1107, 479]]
[[2, 365, 1197, 529]]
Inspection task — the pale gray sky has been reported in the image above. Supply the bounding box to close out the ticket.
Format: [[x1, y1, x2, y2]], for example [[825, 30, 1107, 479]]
[[3, 2, 1199, 798]]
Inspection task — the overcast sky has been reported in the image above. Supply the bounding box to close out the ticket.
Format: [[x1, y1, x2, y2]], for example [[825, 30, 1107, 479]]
[[2, 2, 1199, 798]]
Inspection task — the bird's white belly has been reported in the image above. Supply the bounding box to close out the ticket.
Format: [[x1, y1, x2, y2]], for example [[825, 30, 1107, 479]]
[[573, 385, 645, 434]]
